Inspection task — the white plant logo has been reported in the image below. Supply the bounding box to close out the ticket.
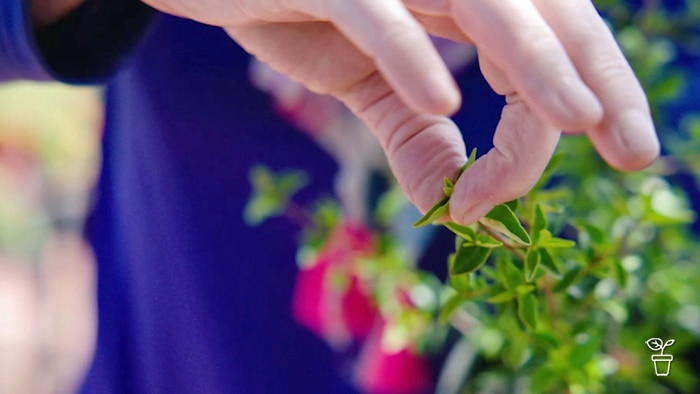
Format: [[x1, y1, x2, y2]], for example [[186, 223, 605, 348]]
[[645, 338, 675, 376]]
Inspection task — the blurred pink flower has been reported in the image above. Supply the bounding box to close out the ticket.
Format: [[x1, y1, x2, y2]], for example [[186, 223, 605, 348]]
[[353, 322, 432, 394], [291, 221, 378, 344]]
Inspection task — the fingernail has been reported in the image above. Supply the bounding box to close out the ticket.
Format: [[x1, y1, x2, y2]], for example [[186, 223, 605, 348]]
[[616, 110, 660, 167]]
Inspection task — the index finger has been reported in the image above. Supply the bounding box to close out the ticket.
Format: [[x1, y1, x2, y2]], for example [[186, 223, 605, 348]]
[[325, 0, 461, 115]]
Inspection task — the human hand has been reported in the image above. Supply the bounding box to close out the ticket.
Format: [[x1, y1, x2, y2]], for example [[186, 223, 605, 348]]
[[142, 0, 660, 224]]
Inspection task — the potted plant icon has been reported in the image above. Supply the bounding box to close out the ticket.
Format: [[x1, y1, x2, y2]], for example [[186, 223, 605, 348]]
[[645, 338, 675, 376]]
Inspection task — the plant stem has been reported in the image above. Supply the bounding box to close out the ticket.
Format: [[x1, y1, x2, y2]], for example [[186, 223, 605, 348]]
[[479, 225, 527, 260], [449, 309, 480, 337]]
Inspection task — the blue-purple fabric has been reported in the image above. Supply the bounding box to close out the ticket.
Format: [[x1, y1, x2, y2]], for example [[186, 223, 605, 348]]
[[0, 0, 53, 80]]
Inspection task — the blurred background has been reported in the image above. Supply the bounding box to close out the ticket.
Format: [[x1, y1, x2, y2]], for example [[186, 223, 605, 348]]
[[0, 82, 101, 393]]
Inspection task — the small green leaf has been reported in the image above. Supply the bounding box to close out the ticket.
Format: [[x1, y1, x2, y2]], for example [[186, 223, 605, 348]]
[[531, 331, 561, 350], [530, 367, 560, 393], [517, 293, 538, 330], [537, 229, 576, 249], [504, 199, 519, 212], [452, 244, 492, 275], [245, 165, 308, 226], [569, 332, 601, 368], [533, 204, 548, 241], [443, 177, 454, 197], [487, 290, 517, 303], [313, 199, 341, 229], [445, 222, 476, 242], [503, 339, 532, 370], [375, 186, 408, 226], [449, 271, 470, 292], [475, 233, 503, 248], [546, 236, 576, 249], [244, 194, 282, 226], [458, 147, 479, 178], [480, 204, 532, 245], [571, 220, 606, 245], [553, 267, 582, 293], [453, 235, 464, 252], [538, 249, 561, 275], [250, 165, 274, 191], [534, 153, 564, 190], [525, 250, 541, 282], [439, 292, 466, 323], [515, 284, 536, 296], [413, 197, 450, 227], [612, 258, 629, 288], [497, 256, 523, 290]]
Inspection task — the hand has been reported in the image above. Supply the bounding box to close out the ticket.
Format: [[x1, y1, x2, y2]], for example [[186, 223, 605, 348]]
[[142, 0, 660, 224]]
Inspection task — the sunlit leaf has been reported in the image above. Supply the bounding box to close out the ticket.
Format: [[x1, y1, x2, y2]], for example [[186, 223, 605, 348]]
[[375, 186, 408, 226], [533, 203, 548, 241], [538, 249, 561, 276], [497, 256, 523, 291], [480, 204, 532, 245], [537, 229, 576, 249], [517, 293, 538, 330], [439, 292, 465, 323], [443, 177, 454, 197], [487, 290, 517, 303], [457, 147, 479, 178], [244, 165, 308, 226], [531, 331, 560, 350], [475, 233, 503, 248], [449, 270, 470, 293], [445, 222, 476, 242], [505, 199, 519, 212], [452, 244, 492, 275], [243, 194, 281, 226], [553, 267, 582, 293], [569, 332, 601, 368], [525, 250, 541, 282], [413, 197, 449, 227]]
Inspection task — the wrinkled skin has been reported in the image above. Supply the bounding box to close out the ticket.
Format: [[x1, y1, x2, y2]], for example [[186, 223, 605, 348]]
[[142, 0, 660, 224]]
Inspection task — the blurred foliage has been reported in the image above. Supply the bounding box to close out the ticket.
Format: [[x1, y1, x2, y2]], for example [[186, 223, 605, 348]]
[[0, 82, 101, 261]]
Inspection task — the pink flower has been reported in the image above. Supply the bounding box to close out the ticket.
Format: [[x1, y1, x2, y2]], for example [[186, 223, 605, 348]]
[[353, 323, 432, 394], [291, 221, 378, 344]]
